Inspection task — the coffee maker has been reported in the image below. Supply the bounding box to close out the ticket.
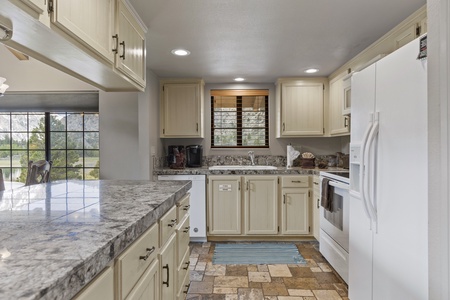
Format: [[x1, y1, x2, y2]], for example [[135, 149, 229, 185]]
[[167, 145, 185, 168], [186, 145, 203, 167]]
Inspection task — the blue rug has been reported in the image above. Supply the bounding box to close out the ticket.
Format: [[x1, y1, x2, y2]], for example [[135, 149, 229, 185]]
[[212, 243, 306, 265]]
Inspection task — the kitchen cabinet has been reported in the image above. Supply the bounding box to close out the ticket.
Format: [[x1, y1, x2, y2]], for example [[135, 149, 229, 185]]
[[243, 176, 278, 235], [207, 175, 312, 238], [207, 176, 242, 235], [280, 176, 310, 235], [159, 234, 176, 300], [160, 80, 205, 138], [116, 0, 146, 87], [276, 78, 326, 137], [329, 73, 350, 136], [394, 16, 427, 50], [73, 266, 114, 300], [125, 260, 159, 300], [50, 0, 115, 64], [312, 175, 321, 240]]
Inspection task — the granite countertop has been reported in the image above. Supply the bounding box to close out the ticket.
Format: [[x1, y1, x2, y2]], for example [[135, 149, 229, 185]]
[[154, 166, 346, 176], [0, 179, 191, 300]]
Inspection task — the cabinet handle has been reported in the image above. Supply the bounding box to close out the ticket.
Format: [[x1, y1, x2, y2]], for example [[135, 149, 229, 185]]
[[196, 123, 199, 132], [168, 219, 177, 227], [317, 199, 320, 209], [291, 180, 303, 183], [283, 123, 285, 131], [183, 226, 190, 233], [344, 116, 349, 128], [139, 246, 155, 261], [112, 34, 118, 53], [183, 283, 191, 294], [314, 182, 319, 185], [246, 181, 249, 191], [238, 182, 241, 190], [283, 194, 286, 204], [183, 261, 190, 270], [183, 205, 190, 211], [119, 41, 126, 60], [162, 264, 170, 287]]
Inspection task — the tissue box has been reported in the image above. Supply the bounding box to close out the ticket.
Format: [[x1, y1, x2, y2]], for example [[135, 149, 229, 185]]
[[300, 158, 315, 169]]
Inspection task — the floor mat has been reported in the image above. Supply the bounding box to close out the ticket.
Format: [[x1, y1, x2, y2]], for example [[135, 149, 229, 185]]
[[212, 243, 306, 265]]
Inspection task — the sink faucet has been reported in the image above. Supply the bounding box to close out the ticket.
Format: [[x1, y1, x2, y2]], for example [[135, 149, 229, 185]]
[[248, 151, 255, 165]]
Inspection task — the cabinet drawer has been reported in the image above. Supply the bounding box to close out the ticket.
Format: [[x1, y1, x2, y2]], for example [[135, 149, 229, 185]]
[[177, 266, 190, 300], [74, 266, 114, 300], [160, 205, 177, 246], [177, 246, 191, 296], [125, 259, 159, 300], [281, 176, 309, 188], [176, 194, 190, 223], [116, 223, 159, 299], [177, 215, 190, 266]]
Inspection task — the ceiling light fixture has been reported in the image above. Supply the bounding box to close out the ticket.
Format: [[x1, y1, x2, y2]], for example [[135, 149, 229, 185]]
[[305, 68, 319, 74], [0, 77, 9, 97], [171, 49, 190, 56], [234, 77, 245, 82]]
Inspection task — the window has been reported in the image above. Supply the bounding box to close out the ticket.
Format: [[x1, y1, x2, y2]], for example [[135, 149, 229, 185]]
[[0, 112, 99, 189], [211, 90, 269, 148]]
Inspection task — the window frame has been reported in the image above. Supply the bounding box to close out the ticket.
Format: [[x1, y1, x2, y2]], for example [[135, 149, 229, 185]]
[[210, 89, 269, 148]]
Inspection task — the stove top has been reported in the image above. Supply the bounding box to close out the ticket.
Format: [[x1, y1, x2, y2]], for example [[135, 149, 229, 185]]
[[319, 170, 350, 183]]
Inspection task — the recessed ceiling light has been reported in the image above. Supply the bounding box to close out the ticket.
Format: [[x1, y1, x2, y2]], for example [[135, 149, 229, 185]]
[[305, 68, 319, 74], [171, 49, 190, 56], [234, 77, 245, 82]]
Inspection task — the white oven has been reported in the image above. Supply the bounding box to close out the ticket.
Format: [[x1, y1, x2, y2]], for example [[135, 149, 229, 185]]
[[319, 171, 350, 283]]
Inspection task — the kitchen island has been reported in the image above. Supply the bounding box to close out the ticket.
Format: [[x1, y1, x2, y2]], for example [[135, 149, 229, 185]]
[[0, 179, 191, 299]]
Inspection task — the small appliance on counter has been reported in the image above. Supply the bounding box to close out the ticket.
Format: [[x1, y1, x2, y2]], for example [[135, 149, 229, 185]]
[[186, 145, 203, 167], [167, 145, 185, 169]]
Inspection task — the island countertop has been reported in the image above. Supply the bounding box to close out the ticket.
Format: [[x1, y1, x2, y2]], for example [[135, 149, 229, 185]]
[[0, 179, 191, 300]]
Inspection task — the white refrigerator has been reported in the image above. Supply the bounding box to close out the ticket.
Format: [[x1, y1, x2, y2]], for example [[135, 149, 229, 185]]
[[349, 37, 428, 300]]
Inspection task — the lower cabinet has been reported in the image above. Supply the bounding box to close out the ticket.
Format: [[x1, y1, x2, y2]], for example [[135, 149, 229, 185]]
[[207, 175, 311, 237], [312, 175, 321, 240], [244, 176, 278, 235], [77, 194, 191, 300], [207, 176, 242, 235]]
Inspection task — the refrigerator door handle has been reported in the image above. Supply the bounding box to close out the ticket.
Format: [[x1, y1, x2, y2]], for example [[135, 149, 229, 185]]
[[360, 113, 374, 222], [364, 113, 379, 224]]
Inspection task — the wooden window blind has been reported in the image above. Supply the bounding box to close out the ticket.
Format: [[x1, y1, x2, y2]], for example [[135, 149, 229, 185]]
[[211, 90, 269, 148]]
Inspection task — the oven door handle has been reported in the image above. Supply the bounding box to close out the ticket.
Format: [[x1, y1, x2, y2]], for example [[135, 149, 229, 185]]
[[328, 181, 349, 190]]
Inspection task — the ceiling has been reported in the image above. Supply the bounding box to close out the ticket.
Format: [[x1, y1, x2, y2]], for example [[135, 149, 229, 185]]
[[128, 0, 426, 83]]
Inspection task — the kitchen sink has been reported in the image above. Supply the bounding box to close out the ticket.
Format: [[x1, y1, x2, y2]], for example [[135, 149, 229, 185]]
[[208, 165, 278, 170]]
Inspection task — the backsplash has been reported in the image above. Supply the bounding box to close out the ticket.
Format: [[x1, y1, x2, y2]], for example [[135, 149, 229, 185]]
[[154, 153, 348, 169]]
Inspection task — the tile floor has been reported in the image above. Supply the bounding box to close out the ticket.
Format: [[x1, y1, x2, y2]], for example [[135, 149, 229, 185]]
[[187, 241, 348, 300]]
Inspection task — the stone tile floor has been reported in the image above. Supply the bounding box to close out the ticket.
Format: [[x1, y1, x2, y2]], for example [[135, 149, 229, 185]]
[[187, 241, 348, 300]]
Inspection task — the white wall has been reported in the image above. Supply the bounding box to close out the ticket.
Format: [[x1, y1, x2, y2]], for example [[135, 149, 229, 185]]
[[138, 70, 161, 180], [162, 82, 348, 157]]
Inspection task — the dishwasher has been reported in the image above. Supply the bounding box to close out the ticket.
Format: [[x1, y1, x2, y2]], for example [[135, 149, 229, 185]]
[[157, 175, 207, 242]]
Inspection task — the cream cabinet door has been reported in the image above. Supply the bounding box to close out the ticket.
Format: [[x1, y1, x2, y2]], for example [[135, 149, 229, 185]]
[[312, 176, 321, 240], [161, 83, 203, 138], [126, 259, 159, 300], [73, 266, 114, 300], [207, 176, 242, 235], [116, 0, 146, 87], [51, 0, 115, 63], [281, 188, 310, 235], [160, 234, 176, 300], [394, 24, 417, 50], [329, 75, 350, 136], [280, 82, 324, 136], [243, 176, 278, 235]]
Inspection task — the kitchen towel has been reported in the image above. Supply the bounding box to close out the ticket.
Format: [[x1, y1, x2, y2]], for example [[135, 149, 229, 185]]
[[321, 178, 334, 212], [212, 243, 306, 265]]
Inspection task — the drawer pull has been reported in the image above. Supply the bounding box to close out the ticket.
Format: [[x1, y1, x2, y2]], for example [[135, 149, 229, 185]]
[[139, 246, 156, 261], [162, 264, 170, 287], [183, 260, 190, 270], [168, 219, 178, 227], [291, 180, 303, 183], [183, 205, 190, 211], [314, 182, 319, 185], [183, 283, 191, 294], [183, 226, 190, 233]]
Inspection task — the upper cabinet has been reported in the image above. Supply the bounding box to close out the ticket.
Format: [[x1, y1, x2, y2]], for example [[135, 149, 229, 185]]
[[276, 78, 326, 137], [160, 79, 205, 138], [328, 72, 350, 136], [6, 0, 146, 91], [51, 0, 116, 64]]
